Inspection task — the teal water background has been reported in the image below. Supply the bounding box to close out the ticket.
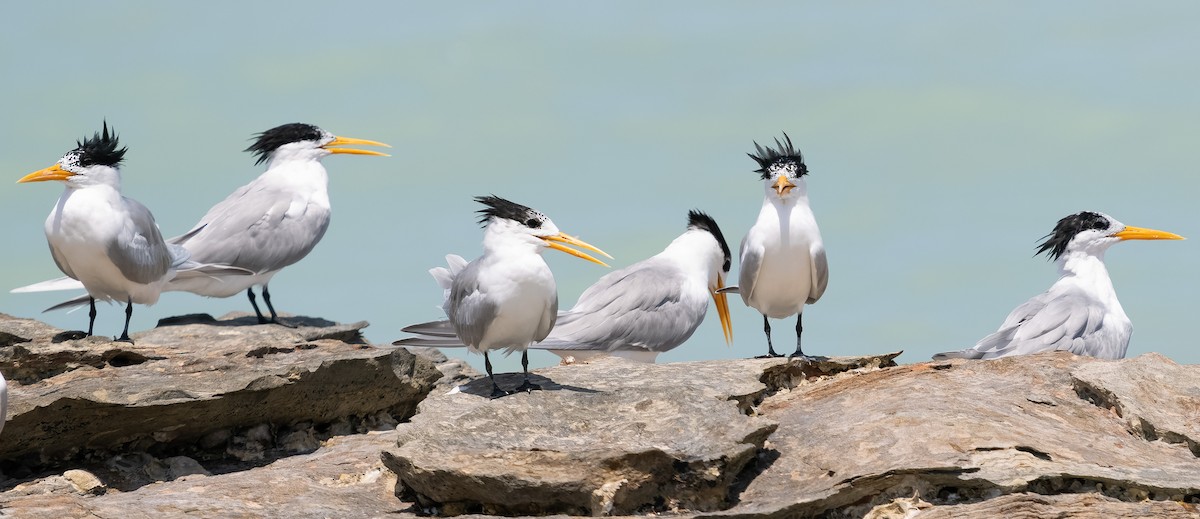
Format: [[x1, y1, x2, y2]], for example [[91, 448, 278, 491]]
[[2, 3, 1197, 374]]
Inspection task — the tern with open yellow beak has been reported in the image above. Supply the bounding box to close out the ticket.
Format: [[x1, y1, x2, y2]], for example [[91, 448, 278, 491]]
[[15, 123, 193, 341], [721, 133, 828, 359], [19, 123, 392, 323], [394, 195, 611, 398], [398, 210, 733, 363], [934, 211, 1183, 361]]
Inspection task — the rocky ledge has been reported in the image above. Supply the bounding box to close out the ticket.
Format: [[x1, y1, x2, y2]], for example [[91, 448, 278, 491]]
[[0, 313, 1197, 518]]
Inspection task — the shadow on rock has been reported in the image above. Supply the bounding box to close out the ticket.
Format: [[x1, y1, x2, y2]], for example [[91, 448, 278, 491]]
[[455, 373, 601, 398]]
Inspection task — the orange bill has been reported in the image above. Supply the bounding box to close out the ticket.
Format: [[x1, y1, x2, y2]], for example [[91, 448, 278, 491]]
[[1113, 225, 1184, 241], [712, 276, 733, 345], [323, 135, 391, 157], [18, 164, 72, 183], [541, 233, 612, 267], [773, 175, 795, 196]]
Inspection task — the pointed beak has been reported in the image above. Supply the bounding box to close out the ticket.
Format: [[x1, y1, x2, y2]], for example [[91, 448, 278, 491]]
[[712, 275, 733, 345], [773, 176, 795, 196], [18, 164, 72, 183], [1113, 225, 1185, 241], [540, 233, 612, 267], [323, 135, 391, 157]]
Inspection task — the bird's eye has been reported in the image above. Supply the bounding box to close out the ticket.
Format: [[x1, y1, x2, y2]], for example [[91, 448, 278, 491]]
[[1092, 220, 1108, 230], [525, 218, 542, 229]]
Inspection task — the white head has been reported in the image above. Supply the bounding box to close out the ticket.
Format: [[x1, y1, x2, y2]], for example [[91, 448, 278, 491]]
[[245, 122, 390, 168], [682, 210, 733, 344], [748, 132, 809, 202], [474, 195, 611, 266], [18, 122, 126, 189], [1036, 211, 1183, 262]]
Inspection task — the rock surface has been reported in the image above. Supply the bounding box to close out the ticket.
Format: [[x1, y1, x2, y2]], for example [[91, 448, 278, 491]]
[[0, 313, 441, 476], [0, 430, 407, 519], [2, 313, 1198, 519]]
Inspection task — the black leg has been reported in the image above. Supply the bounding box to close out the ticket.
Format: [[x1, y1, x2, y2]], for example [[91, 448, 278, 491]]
[[247, 288, 269, 324], [115, 298, 134, 343], [513, 350, 542, 393], [484, 351, 509, 398], [789, 313, 812, 360], [87, 297, 97, 337], [262, 284, 279, 323], [755, 315, 783, 358]]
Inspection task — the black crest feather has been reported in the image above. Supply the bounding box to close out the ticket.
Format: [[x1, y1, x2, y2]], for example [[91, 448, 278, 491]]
[[1035, 211, 1111, 260], [687, 210, 731, 272], [747, 132, 807, 180], [245, 123, 325, 165], [75, 121, 127, 168], [475, 195, 542, 228]]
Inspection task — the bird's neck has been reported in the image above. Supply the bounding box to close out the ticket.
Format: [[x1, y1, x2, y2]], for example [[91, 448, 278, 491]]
[[482, 229, 544, 259], [1056, 251, 1121, 307], [260, 158, 329, 192]]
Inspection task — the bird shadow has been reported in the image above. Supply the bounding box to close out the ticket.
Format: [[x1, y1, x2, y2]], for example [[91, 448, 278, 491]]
[[456, 372, 601, 398], [154, 313, 337, 329]]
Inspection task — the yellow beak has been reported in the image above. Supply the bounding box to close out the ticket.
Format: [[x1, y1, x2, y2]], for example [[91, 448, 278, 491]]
[[323, 135, 391, 157], [773, 175, 795, 196], [541, 233, 612, 267], [712, 276, 733, 345], [1113, 225, 1185, 241], [18, 164, 73, 183]]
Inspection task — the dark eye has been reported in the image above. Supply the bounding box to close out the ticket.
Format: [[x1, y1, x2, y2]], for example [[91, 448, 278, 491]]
[[525, 218, 542, 229], [1092, 220, 1108, 230]]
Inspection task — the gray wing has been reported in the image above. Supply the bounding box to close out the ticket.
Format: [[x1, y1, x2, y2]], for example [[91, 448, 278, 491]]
[[171, 182, 329, 273], [401, 319, 458, 338], [808, 243, 828, 304], [537, 262, 701, 353], [737, 240, 764, 304], [934, 291, 1106, 360], [107, 197, 173, 284], [445, 260, 498, 349]]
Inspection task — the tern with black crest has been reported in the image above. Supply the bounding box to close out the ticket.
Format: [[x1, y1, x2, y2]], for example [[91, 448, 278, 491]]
[[15, 123, 193, 341], [394, 196, 611, 398], [401, 210, 733, 363], [722, 133, 828, 359], [934, 211, 1182, 361], [17, 123, 391, 323]]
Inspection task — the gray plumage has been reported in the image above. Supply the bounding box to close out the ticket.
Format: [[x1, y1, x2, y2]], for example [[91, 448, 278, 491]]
[[933, 291, 1110, 360], [107, 197, 179, 284], [539, 261, 697, 354], [170, 183, 329, 275]]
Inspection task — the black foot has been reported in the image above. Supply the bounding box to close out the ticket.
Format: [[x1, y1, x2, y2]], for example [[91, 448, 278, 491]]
[[114, 334, 135, 344], [257, 315, 270, 325], [52, 330, 90, 343], [788, 352, 828, 363], [489, 384, 512, 399], [513, 380, 543, 393], [755, 348, 784, 359]]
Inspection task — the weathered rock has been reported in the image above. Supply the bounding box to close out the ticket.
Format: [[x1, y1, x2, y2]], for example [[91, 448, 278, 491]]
[[914, 492, 1200, 518], [3, 310, 1198, 519], [0, 313, 442, 473], [0, 430, 408, 518], [383, 353, 899, 516], [703, 352, 1200, 518], [1071, 353, 1200, 457]]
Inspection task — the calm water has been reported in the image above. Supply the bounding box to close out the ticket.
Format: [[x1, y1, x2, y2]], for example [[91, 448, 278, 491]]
[[2, 3, 1197, 374]]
